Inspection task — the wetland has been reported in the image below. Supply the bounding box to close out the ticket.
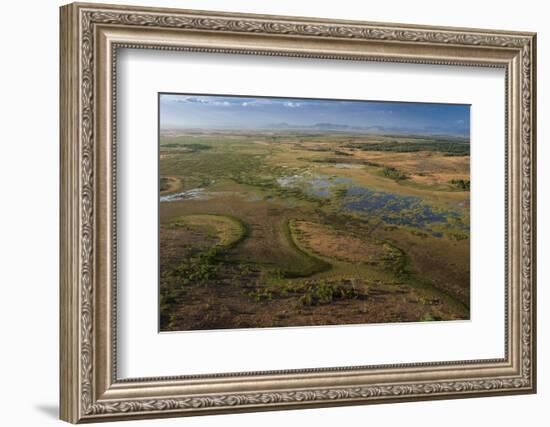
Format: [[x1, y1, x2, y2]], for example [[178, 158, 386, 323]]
[[159, 130, 470, 331]]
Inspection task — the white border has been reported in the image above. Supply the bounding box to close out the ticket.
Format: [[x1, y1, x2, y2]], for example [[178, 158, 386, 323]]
[[116, 49, 505, 378]]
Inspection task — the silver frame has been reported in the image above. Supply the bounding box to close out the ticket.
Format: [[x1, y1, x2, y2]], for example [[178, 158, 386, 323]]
[[60, 2, 536, 423]]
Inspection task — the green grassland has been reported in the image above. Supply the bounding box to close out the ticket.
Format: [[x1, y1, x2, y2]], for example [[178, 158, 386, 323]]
[[159, 131, 471, 331]]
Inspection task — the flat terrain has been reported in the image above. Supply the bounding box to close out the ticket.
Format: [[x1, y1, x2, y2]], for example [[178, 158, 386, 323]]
[[159, 131, 470, 331]]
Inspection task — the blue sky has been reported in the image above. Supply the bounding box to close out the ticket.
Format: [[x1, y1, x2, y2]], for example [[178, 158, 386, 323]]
[[160, 93, 470, 137]]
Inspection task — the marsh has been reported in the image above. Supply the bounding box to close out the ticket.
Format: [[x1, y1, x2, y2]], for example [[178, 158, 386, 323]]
[[158, 94, 470, 331]]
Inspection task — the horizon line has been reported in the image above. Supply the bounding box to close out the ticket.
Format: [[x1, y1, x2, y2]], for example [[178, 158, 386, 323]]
[[160, 127, 470, 139]]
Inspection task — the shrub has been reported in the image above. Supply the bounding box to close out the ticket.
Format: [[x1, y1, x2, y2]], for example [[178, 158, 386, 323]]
[[172, 248, 220, 284], [297, 280, 362, 306], [448, 179, 470, 191], [381, 166, 409, 181], [421, 312, 435, 322], [247, 288, 273, 302], [447, 231, 469, 241]]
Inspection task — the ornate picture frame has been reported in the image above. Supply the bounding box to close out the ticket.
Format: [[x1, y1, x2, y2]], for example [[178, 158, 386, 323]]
[[60, 2, 536, 423]]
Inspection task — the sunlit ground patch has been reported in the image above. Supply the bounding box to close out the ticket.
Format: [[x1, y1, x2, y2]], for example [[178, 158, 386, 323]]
[[290, 220, 400, 266], [162, 214, 246, 248]]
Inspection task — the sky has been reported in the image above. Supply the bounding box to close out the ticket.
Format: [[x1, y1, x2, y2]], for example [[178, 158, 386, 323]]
[[159, 93, 470, 137]]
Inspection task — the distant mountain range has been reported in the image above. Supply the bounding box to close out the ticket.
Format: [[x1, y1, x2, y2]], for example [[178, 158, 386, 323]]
[[264, 122, 469, 138], [165, 122, 469, 139]]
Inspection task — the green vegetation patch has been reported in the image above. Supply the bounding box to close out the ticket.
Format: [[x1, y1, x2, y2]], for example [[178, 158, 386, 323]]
[[281, 279, 367, 306], [448, 179, 470, 191], [168, 246, 221, 286], [379, 166, 409, 181], [346, 139, 470, 156], [163, 214, 247, 249]]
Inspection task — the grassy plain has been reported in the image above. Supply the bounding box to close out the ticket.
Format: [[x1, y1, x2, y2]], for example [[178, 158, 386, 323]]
[[159, 131, 470, 331]]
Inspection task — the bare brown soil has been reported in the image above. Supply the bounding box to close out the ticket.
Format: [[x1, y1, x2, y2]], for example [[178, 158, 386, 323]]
[[292, 220, 389, 264]]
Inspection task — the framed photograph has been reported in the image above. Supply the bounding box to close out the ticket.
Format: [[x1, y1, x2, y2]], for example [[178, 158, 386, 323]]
[[60, 2, 537, 423]]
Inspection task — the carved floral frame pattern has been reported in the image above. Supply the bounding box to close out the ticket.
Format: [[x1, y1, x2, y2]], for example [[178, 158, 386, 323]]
[[60, 2, 536, 423]]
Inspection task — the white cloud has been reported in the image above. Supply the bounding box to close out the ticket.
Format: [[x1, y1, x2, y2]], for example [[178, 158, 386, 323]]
[[213, 101, 231, 107], [162, 95, 310, 109], [283, 101, 302, 108], [160, 95, 236, 107], [241, 99, 277, 107]]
